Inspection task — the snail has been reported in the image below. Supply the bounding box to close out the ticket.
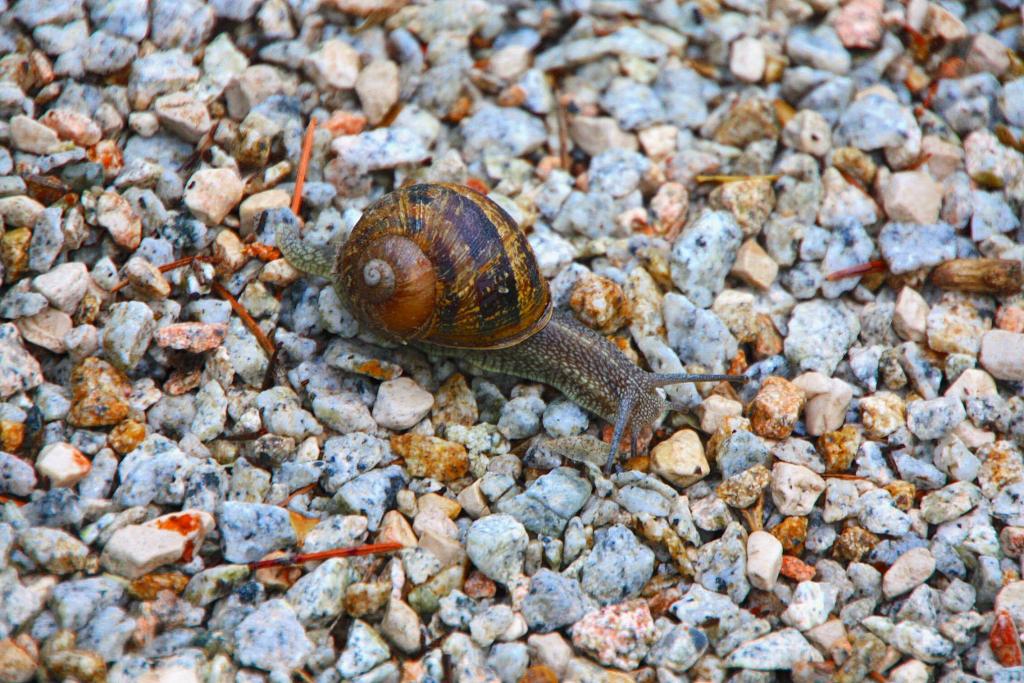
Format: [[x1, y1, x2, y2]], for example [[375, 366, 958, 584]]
[[277, 183, 746, 470]]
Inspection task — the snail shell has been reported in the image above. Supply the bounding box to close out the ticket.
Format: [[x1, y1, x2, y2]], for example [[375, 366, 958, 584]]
[[338, 183, 552, 350]]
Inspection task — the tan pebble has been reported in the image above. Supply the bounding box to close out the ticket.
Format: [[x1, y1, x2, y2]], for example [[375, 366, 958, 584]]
[[324, 0, 407, 14], [16, 308, 72, 354], [124, 257, 171, 299], [569, 274, 630, 334], [35, 442, 91, 487], [238, 189, 290, 234], [101, 525, 190, 579], [225, 65, 287, 119], [391, 434, 468, 482], [259, 258, 301, 286], [835, 0, 883, 48], [966, 33, 1010, 76], [980, 330, 1024, 381], [109, 419, 147, 454], [945, 368, 997, 400], [818, 424, 861, 473], [356, 60, 400, 125], [154, 92, 212, 143], [40, 108, 102, 146], [731, 239, 778, 290], [0, 229, 30, 285], [893, 287, 928, 342], [569, 116, 638, 157], [804, 378, 853, 437], [0, 637, 37, 683], [185, 168, 244, 225], [699, 394, 744, 434], [750, 376, 804, 439], [10, 114, 60, 154], [418, 492, 461, 520], [638, 125, 680, 161], [651, 429, 709, 488], [921, 135, 963, 179], [730, 36, 766, 83], [67, 357, 132, 428], [417, 529, 466, 568], [709, 178, 775, 237], [714, 98, 780, 147], [303, 39, 360, 91], [925, 3, 967, 40], [860, 392, 906, 439], [881, 170, 942, 224], [213, 229, 248, 274], [96, 191, 142, 250], [377, 510, 418, 548], [0, 197, 44, 230], [456, 480, 490, 519]]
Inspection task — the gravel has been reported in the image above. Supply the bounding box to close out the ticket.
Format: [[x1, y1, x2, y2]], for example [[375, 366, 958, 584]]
[[3, 0, 1024, 679]]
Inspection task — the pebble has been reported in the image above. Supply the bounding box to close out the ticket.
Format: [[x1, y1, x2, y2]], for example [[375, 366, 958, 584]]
[[747, 530, 783, 591], [218, 502, 296, 563], [650, 429, 709, 488], [785, 300, 860, 375], [303, 39, 360, 91], [35, 441, 90, 487], [980, 330, 1024, 381], [184, 168, 244, 225], [906, 396, 966, 440], [581, 524, 655, 605], [497, 467, 591, 536], [571, 599, 657, 670], [726, 628, 824, 669], [234, 599, 313, 672], [750, 376, 804, 439], [67, 357, 130, 427], [521, 570, 588, 633], [0, 451, 36, 496], [96, 190, 142, 250], [882, 547, 936, 599], [466, 514, 528, 585], [670, 211, 743, 308], [772, 463, 826, 516], [102, 301, 156, 371], [372, 377, 434, 431], [879, 222, 958, 275]]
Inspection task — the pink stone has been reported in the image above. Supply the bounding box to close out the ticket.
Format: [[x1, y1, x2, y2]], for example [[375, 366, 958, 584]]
[[571, 599, 658, 670], [836, 0, 883, 49], [154, 322, 227, 352]]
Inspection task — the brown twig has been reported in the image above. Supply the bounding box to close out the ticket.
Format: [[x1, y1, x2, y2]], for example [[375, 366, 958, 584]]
[[292, 117, 317, 215], [695, 174, 781, 183], [210, 280, 276, 356], [247, 541, 404, 570], [109, 255, 215, 294], [556, 87, 571, 171], [826, 260, 888, 281]]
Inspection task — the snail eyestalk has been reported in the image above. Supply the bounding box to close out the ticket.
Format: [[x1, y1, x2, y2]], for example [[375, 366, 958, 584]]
[[647, 372, 748, 388]]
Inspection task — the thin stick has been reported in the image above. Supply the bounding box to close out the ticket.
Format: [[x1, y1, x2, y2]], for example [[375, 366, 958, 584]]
[[292, 117, 317, 215], [826, 260, 887, 281], [695, 174, 781, 183], [211, 280, 276, 356], [110, 255, 208, 294], [248, 541, 404, 569], [556, 88, 570, 171]]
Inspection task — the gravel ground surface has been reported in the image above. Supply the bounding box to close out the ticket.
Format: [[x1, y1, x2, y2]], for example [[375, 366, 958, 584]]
[[1, 0, 1024, 681]]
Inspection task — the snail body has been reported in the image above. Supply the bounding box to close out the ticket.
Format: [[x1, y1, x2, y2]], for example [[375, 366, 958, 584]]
[[278, 183, 743, 469]]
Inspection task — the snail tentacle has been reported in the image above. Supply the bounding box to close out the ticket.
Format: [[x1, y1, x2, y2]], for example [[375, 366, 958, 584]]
[[646, 372, 748, 388], [605, 391, 636, 473]]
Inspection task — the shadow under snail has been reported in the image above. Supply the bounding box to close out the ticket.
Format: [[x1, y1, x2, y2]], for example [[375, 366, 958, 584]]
[[277, 182, 746, 471]]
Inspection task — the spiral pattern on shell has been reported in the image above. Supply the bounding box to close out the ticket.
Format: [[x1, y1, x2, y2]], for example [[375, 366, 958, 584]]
[[337, 183, 552, 349]]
